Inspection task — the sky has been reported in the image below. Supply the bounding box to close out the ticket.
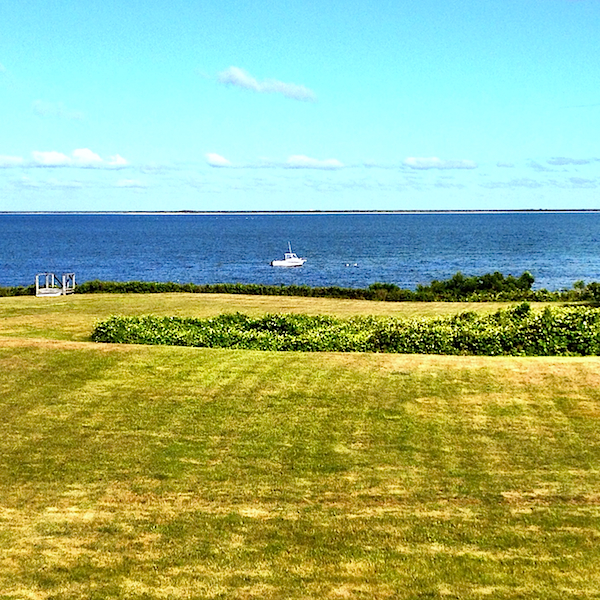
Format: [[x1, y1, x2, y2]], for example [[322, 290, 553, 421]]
[[1, 0, 599, 212]]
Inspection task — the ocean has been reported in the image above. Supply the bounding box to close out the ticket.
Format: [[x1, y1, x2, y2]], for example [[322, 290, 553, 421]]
[[2, 212, 600, 291]]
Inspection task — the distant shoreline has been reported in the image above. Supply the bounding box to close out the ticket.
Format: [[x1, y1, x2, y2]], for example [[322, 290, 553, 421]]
[[2, 209, 600, 216]]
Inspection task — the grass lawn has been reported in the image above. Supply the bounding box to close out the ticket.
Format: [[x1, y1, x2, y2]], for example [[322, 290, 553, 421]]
[[0, 293, 553, 342], [1, 294, 599, 599]]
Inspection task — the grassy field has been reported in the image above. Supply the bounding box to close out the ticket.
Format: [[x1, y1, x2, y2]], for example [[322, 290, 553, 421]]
[[0, 293, 521, 342], [1, 294, 600, 599]]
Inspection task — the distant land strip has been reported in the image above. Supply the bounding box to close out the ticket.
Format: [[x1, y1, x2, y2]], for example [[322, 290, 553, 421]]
[[3, 209, 600, 215]]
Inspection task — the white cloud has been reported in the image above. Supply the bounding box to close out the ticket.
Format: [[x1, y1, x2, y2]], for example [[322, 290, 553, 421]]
[[32, 100, 84, 120], [204, 153, 343, 169], [116, 178, 146, 188], [527, 160, 553, 172], [567, 177, 597, 188], [0, 62, 6, 73], [404, 157, 477, 170], [31, 149, 129, 168], [286, 155, 344, 170], [218, 67, 316, 102], [107, 154, 129, 167], [15, 176, 84, 189], [545, 177, 598, 190], [0, 155, 24, 167], [362, 160, 396, 169], [72, 148, 103, 166], [480, 178, 543, 189], [32, 151, 72, 167], [261, 79, 316, 102], [547, 157, 591, 166], [206, 153, 233, 167], [218, 67, 261, 92]]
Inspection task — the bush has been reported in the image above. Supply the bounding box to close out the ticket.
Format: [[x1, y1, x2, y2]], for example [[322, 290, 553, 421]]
[[75, 271, 571, 302], [0, 285, 35, 297], [92, 304, 600, 356]]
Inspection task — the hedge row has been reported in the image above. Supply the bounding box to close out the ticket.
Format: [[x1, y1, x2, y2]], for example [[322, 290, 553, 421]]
[[91, 303, 600, 356], [5, 272, 600, 302], [55, 272, 600, 302], [75, 271, 547, 302], [0, 285, 36, 297]]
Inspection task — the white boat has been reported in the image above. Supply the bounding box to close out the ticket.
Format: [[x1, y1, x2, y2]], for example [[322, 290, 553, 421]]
[[270, 243, 306, 267]]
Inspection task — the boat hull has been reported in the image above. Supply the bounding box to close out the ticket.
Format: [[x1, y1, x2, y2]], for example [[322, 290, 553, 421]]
[[270, 258, 306, 267]]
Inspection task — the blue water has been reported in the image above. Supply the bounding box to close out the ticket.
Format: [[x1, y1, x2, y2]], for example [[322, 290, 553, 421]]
[[2, 212, 600, 291]]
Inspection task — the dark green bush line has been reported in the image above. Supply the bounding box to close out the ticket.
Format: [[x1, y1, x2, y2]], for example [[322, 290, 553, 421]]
[[76, 272, 545, 301], [92, 303, 600, 356], [75, 280, 377, 299], [0, 285, 35, 297], [5, 271, 600, 302], [63, 272, 600, 303]]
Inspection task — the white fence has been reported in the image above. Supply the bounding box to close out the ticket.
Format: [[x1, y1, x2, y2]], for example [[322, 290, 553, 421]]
[[35, 273, 76, 297]]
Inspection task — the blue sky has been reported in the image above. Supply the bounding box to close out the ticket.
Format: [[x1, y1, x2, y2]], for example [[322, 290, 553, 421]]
[[1, 0, 599, 211]]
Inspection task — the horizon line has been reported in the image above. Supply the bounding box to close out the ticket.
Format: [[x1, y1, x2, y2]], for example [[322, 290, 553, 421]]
[[3, 208, 600, 216]]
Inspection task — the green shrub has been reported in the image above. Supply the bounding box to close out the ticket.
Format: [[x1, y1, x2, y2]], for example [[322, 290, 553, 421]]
[[62, 272, 600, 303], [0, 285, 35, 297], [92, 304, 600, 356]]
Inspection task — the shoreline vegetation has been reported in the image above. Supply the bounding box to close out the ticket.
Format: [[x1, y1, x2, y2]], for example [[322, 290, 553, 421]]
[[3, 270, 600, 303]]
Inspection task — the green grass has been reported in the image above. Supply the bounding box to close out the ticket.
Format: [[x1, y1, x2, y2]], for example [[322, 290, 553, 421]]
[[0, 292, 555, 342], [1, 294, 600, 598]]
